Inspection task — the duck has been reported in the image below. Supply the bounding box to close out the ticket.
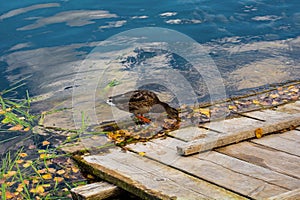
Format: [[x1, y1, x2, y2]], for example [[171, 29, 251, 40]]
[[106, 90, 179, 123]]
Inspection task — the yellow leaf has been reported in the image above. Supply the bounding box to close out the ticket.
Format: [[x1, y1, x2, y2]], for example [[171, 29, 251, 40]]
[[57, 169, 65, 175], [19, 153, 28, 158], [42, 173, 52, 180], [5, 108, 12, 112], [194, 108, 210, 117], [54, 177, 64, 183], [42, 141, 50, 146], [47, 168, 56, 173], [269, 94, 279, 99], [0, 109, 5, 114], [42, 184, 51, 188], [255, 128, 263, 139], [23, 127, 30, 132], [228, 105, 237, 110], [39, 154, 50, 159], [71, 166, 79, 173], [37, 168, 47, 174], [8, 124, 23, 131], [16, 184, 23, 192], [6, 182, 16, 187], [23, 180, 29, 185], [23, 161, 32, 168], [252, 99, 260, 104], [5, 171, 17, 178], [30, 185, 45, 194], [16, 159, 24, 164], [32, 179, 39, 184], [138, 152, 146, 156], [5, 191, 14, 199]]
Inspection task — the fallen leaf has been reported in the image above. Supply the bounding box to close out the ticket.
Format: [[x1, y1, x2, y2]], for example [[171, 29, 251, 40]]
[[255, 128, 263, 139], [269, 94, 279, 99], [195, 108, 210, 117], [30, 185, 45, 194], [16, 184, 23, 192], [42, 141, 50, 146], [8, 124, 23, 131], [37, 168, 47, 174], [42, 173, 52, 180], [228, 105, 237, 111], [5, 171, 17, 178], [16, 159, 24, 164], [6, 181, 15, 187], [57, 169, 65, 175], [252, 99, 260, 105], [0, 109, 5, 114], [39, 154, 50, 159], [5, 191, 15, 199], [138, 152, 146, 156], [23, 127, 30, 132], [71, 166, 79, 173], [48, 168, 56, 173], [24, 180, 29, 185], [23, 161, 32, 168], [19, 153, 28, 158], [54, 177, 64, 183], [28, 144, 36, 149]]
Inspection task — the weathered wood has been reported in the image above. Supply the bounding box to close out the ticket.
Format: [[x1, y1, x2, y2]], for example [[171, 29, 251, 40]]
[[267, 188, 300, 200], [128, 138, 289, 199], [166, 126, 212, 142], [76, 147, 245, 200], [217, 142, 300, 179], [177, 107, 300, 155], [70, 182, 120, 200], [251, 130, 300, 156], [276, 101, 300, 114]]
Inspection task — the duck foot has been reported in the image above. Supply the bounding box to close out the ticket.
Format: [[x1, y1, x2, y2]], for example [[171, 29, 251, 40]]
[[136, 115, 151, 124]]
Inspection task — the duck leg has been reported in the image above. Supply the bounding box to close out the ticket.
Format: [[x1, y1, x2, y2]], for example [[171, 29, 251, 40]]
[[136, 115, 151, 123]]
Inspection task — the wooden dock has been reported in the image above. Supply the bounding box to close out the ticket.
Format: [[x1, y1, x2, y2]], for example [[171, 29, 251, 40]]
[[73, 101, 300, 199]]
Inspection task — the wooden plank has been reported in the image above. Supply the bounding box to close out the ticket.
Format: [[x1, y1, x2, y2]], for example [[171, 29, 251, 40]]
[[76, 148, 244, 200], [177, 116, 264, 155], [177, 109, 300, 155], [244, 110, 300, 134], [128, 138, 289, 199], [167, 126, 212, 142], [251, 130, 300, 156], [70, 182, 120, 200], [276, 101, 300, 114], [267, 188, 300, 200], [217, 142, 300, 179]]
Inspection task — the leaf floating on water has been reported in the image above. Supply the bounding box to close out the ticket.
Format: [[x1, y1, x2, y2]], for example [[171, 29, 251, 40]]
[[255, 128, 263, 139]]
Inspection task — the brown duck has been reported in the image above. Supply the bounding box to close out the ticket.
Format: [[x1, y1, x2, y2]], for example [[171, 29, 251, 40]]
[[107, 90, 179, 123]]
